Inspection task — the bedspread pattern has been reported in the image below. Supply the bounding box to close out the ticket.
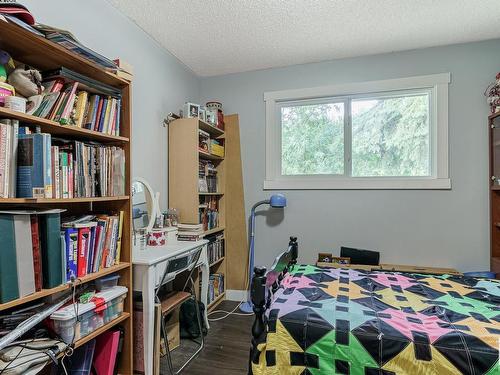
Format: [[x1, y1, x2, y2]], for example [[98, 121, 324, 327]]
[[251, 265, 500, 375]]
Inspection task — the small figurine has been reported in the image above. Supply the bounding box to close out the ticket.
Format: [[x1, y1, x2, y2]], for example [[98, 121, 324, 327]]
[[0, 50, 15, 83]]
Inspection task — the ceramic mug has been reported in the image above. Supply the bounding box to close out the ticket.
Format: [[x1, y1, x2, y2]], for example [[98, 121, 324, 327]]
[[147, 228, 167, 246]]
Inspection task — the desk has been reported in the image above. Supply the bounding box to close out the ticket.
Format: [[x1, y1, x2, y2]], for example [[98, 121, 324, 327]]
[[133, 240, 209, 375]]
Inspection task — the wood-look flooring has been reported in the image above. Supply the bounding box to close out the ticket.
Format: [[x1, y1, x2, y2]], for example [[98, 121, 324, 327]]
[[165, 301, 253, 375]]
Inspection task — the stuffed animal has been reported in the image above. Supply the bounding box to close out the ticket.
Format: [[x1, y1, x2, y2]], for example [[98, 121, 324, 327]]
[[7, 64, 43, 98], [0, 50, 15, 83]]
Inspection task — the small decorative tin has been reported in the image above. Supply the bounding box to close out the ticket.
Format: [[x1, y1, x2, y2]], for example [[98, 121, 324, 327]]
[[147, 228, 167, 246]]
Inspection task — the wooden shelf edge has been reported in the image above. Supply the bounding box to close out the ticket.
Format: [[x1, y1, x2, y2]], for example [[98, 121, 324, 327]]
[[0, 107, 129, 143], [207, 292, 226, 311], [203, 226, 225, 236], [0, 196, 129, 204], [0, 262, 130, 311], [209, 257, 225, 268], [58, 312, 130, 355], [198, 192, 224, 196], [198, 119, 225, 137], [198, 150, 224, 161]]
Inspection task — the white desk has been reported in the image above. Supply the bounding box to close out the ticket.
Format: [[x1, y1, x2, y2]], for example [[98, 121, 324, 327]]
[[132, 240, 209, 375]]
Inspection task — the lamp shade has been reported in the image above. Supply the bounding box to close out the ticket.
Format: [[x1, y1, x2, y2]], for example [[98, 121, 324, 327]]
[[269, 194, 287, 208]]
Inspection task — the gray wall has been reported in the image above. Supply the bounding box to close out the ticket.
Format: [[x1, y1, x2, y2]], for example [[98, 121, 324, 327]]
[[23, 0, 200, 208], [201, 39, 500, 272]]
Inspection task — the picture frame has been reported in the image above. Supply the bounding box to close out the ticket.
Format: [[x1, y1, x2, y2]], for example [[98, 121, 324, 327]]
[[331, 256, 351, 265], [205, 109, 217, 125], [183, 102, 200, 118], [317, 252, 333, 263], [199, 107, 206, 121]]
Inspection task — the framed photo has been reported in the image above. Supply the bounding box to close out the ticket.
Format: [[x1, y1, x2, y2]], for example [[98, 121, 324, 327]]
[[199, 108, 206, 121], [183, 102, 200, 118], [205, 109, 217, 125], [317, 253, 333, 263], [331, 256, 350, 265]]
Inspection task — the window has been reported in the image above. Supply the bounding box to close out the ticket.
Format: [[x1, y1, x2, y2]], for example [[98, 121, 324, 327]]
[[264, 74, 450, 189]]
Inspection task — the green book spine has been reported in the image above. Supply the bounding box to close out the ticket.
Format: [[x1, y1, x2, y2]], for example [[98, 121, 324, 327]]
[[0, 214, 19, 303], [40, 213, 63, 288]]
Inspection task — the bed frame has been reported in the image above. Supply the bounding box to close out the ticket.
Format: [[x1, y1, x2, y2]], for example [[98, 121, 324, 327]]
[[248, 236, 298, 375]]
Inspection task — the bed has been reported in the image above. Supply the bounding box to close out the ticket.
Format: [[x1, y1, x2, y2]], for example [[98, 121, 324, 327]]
[[249, 237, 500, 375]]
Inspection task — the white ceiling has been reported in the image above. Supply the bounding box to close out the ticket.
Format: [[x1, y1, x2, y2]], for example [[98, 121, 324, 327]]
[[108, 0, 500, 77]]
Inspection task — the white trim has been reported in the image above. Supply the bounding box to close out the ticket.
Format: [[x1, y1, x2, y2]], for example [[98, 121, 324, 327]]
[[225, 289, 248, 302], [264, 178, 451, 190], [264, 73, 451, 101], [264, 74, 451, 190]]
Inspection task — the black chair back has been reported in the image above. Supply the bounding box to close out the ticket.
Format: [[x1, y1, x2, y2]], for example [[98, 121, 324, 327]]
[[340, 246, 380, 266]]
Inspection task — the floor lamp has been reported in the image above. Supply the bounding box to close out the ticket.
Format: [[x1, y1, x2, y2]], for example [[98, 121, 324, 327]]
[[239, 194, 287, 313]]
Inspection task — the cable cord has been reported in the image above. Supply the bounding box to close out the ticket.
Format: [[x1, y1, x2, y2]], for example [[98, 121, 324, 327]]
[[207, 236, 255, 321]]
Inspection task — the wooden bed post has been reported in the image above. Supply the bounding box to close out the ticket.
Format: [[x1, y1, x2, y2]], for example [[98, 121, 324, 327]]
[[249, 266, 266, 375], [289, 236, 298, 266]]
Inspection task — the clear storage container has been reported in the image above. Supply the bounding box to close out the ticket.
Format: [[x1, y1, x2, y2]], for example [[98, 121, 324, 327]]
[[95, 274, 120, 291], [49, 286, 127, 343]]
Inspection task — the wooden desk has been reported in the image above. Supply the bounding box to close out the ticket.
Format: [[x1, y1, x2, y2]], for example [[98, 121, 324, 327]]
[[316, 262, 462, 276]]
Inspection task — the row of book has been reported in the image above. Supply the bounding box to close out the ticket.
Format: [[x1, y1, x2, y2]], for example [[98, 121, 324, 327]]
[[198, 160, 217, 193], [36, 82, 121, 136], [62, 214, 124, 281], [0, 121, 125, 198], [0, 211, 123, 304], [207, 273, 224, 306], [199, 196, 219, 231], [177, 223, 204, 241], [207, 233, 224, 265]]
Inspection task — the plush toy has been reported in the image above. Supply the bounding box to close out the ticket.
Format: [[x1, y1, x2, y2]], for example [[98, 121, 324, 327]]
[[7, 64, 43, 98], [0, 50, 15, 83]]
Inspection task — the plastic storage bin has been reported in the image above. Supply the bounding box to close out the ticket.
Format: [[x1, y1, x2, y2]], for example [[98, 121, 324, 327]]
[[49, 286, 127, 343], [95, 274, 120, 291]]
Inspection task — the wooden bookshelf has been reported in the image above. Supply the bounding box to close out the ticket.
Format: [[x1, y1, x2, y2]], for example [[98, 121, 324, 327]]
[[169, 117, 229, 307], [207, 292, 226, 312], [0, 21, 133, 373]]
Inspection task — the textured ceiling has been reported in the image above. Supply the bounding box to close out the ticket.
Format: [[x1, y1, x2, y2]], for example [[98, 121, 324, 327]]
[[108, 0, 500, 77]]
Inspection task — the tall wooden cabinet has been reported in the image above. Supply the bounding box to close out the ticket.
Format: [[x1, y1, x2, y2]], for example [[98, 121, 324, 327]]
[[489, 111, 500, 278], [0, 22, 133, 372]]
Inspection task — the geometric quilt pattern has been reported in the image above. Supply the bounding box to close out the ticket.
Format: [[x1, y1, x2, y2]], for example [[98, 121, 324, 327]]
[[252, 265, 500, 375]]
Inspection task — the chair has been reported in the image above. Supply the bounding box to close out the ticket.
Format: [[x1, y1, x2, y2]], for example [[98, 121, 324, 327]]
[[155, 247, 204, 374], [340, 246, 380, 266]]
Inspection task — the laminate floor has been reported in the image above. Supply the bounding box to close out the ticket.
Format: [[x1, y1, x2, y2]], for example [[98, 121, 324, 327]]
[[163, 301, 253, 375]]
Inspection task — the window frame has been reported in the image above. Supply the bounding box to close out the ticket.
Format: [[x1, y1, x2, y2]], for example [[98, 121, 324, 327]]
[[264, 73, 451, 190]]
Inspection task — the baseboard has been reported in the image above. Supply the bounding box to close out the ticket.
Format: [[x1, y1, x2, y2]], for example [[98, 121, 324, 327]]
[[226, 289, 248, 302]]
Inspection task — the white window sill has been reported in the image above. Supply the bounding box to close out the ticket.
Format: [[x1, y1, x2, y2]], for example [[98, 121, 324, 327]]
[[263, 178, 451, 190]]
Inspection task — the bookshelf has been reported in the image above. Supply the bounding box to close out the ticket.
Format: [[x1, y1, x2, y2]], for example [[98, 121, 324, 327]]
[[169, 117, 229, 310], [0, 21, 133, 373]]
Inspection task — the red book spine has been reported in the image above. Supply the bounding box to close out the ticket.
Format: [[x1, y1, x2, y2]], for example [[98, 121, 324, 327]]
[[93, 98, 104, 132], [77, 227, 90, 277], [30, 215, 42, 291]]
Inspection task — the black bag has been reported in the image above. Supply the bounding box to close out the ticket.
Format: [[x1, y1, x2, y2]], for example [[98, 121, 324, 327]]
[[179, 299, 207, 339]]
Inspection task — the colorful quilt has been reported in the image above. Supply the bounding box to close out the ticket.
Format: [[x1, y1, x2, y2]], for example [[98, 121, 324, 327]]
[[251, 265, 500, 375]]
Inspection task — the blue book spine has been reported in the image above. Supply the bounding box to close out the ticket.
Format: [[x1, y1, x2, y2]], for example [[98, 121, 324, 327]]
[[115, 98, 121, 136], [90, 95, 100, 130], [98, 98, 108, 133], [65, 228, 78, 281], [43, 134, 52, 198]]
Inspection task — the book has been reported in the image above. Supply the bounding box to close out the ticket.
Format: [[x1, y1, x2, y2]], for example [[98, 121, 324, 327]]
[[30, 215, 43, 291], [0, 214, 19, 303], [93, 330, 120, 375], [17, 133, 52, 198], [115, 211, 124, 265], [39, 212, 63, 288], [73, 91, 88, 128], [13, 214, 35, 298], [77, 227, 90, 278], [64, 228, 78, 282]]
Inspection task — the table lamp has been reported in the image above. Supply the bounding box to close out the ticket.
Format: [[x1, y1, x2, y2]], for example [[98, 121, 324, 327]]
[[240, 194, 287, 313]]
